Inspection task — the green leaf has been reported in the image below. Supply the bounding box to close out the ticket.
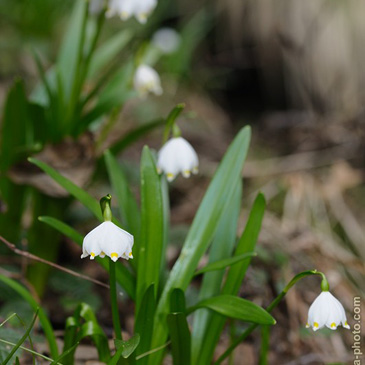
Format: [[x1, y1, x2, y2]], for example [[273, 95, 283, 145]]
[[223, 193, 266, 294], [192, 174, 242, 365], [114, 334, 140, 358], [197, 193, 266, 364], [57, 0, 87, 100], [170, 288, 186, 313], [149, 126, 251, 363], [109, 119, 164, 155], [3, 309, 38, 365], [50, 342, 80, 365], [188, 296, 275, 325], [104, 150, 141, 248], [0, 80, 30, 172], [134, 285, 156, 362], [28, 157, 102, 220], [136, 147, 164, 311], [194, 252, 256, 276], [38, 216, 83, 244], [167, 313, 191, 365], [0, 275, 58, 358], [88, 30, 133, 78], [63, 303, 110, 364], [39, 216, 136, 300]]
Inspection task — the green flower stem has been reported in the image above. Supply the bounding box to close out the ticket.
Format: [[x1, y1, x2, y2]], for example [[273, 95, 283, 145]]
[[215, 270, 328, 364], [109, 259, 122, 341], [100, 194, 112, 221], [162, 104, 185, 143]]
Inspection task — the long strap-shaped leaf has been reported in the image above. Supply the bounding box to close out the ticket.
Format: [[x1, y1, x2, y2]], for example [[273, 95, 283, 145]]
[[104, 150, 141, 260], [0, 275, 58, 358], [28, 157, 102, 220], [187, 295, 275, 325], [149, 126, 251, 364], [191, 178, 242, 362], [137, 147, 164, 312], [197, 193, 266, 364]]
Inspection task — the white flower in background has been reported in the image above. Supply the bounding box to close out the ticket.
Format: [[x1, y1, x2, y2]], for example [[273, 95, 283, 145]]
[[89, 0, 104, 15], [81, 221, 134, 262], [106, 0, 157, 23], [133, 65, 163, 97], [152, 28, 181, 54], [306, 291, 350, 331], [157, 137, 199, 182], [134, 0, 157, 23]]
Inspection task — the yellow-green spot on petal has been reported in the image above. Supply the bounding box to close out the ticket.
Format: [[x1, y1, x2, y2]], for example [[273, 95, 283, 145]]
[[129, 252, 132, 257], [90, 252, 95, 257], [331, 322, 336, 328], [111, 252, 118, 259], [313, 322, 319, 328], [167, 173, 174, 178], [345, 321, 348, 326]]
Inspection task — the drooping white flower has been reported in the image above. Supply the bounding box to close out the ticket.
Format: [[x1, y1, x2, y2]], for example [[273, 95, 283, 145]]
[[157, 137, 199, 182], [81, 221, 134, 262], [152, 28, 181, 54], [133, 65, 162, 97], [106, 0, 157, 23], [134, 0, 157, 23], [306, 291, 350, 331]]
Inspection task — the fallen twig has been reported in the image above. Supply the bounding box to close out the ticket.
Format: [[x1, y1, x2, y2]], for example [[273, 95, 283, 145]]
[[0, 235, 109, 289]]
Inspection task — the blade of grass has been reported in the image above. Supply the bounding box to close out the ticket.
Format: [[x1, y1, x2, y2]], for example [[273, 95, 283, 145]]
[[3, 309, 39, 365], [0, 276, 58, 358], [0, 339, 56, 364]]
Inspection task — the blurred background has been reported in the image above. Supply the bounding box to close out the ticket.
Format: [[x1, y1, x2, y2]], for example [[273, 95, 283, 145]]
[[0, 0, 364, 363]]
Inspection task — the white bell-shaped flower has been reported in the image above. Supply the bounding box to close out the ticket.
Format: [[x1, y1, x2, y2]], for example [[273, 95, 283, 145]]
[[106, 0, 157, 23], [157, 137, 199, 182], [152, 28, 181, 54], [134, 0, 157, 23], [133, 65, 163, 97], [306, 291, 350, 331], [81, 221, 134, 262]]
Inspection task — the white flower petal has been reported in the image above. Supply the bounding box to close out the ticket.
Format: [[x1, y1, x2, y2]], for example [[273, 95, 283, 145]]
[[306, 291, 350, 331], [134, 0, 157, 23], [81, 221, 134, 262], [133, 65, 162, 97], [157, 137, 199, 181], [152, 28, 181, 54]]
